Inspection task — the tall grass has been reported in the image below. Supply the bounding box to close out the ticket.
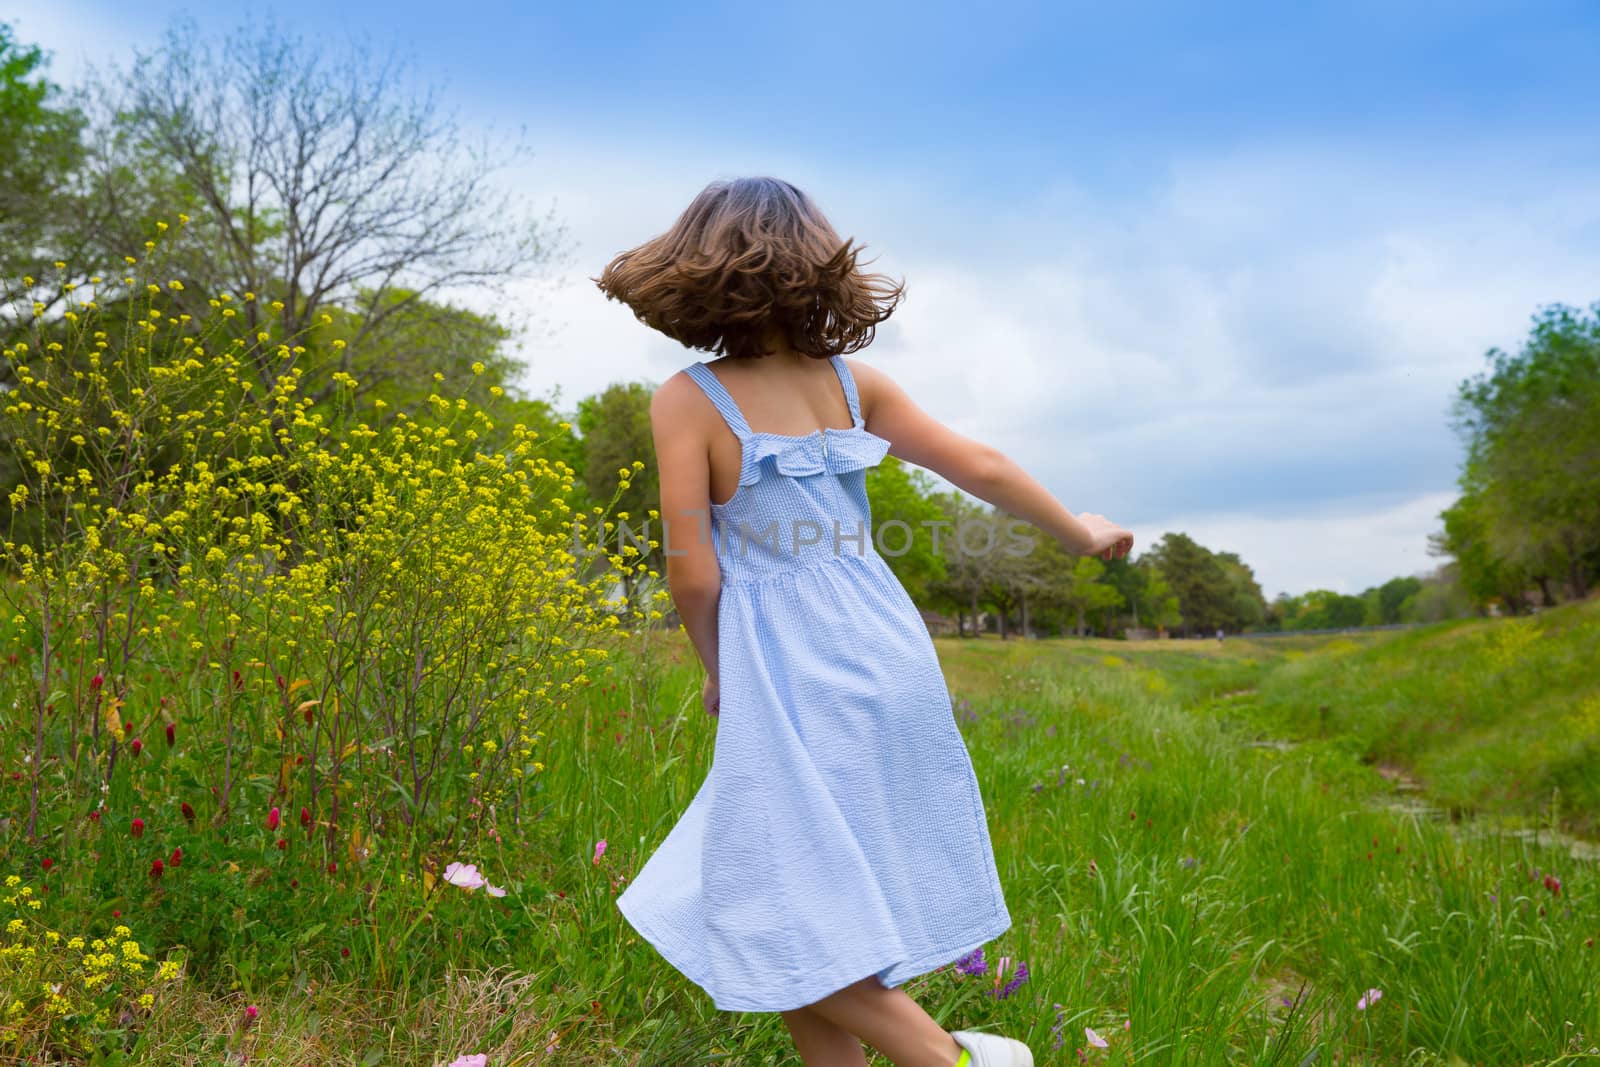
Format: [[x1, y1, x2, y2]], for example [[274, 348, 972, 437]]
[[556, 622, 1599, 1065], [4, 609, 1596, 1062]]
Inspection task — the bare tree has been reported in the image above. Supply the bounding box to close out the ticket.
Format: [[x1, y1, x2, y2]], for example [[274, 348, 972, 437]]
[[74, 15, 566, 400]]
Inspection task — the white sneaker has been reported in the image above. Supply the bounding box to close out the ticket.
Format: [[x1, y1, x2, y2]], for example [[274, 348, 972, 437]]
[[950, 1028, 1034, 1067]]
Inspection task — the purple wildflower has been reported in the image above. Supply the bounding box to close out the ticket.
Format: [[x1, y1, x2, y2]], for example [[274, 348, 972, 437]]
[[990, 959, 1029, 999], [1050, 1003, 1069, 1049], [954, 948, 987, 976]]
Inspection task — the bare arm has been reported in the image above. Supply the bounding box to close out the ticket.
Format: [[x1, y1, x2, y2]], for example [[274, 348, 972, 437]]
[[649, 374, 723, 698], [848, 359, 1133, 559]]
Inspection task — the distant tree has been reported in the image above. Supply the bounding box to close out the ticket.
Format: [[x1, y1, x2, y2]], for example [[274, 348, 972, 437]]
[[576, 382, 658, 597], [1102, 555, 1178, 634], [1290, 590, 1366, 630], [1137, 563, 1183, 634], [1433, 488, 1530, 614], [1265, 592, 1296, 631], [1375, 576, 1423, 624], [1215, 551, 1268, 632], [318, 290, 519, 416], [988, 523, 1073, 637], [1101, 557, 1143, 629], [1049, 555, 1124, 637], [1145, 532, 1232, 636], [865, 456, 948, 604], [1400, 564, 1473, 623], [927, 493, 1000, 636]]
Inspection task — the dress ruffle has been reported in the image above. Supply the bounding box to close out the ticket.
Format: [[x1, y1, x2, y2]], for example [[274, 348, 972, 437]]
[[741, 428, 892, 488]]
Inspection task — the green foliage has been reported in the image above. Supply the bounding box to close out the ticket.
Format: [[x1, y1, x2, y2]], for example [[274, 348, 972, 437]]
[[0, 21, 85, 283], [1442, 302, 1600, 607], [864, 455, 948, 602], [1143, 532, 1266, 635], [1276, 588, 1367, 631], [926, 492, 997, 633], [1137, 562, 1182, 632], [1435, 488, 1526, 612], [1048, 554, 1124, 636], [576, 382, 659, 593]]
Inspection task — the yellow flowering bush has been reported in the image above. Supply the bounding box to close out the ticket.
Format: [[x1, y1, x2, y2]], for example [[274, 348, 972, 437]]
[[0, 874, 184, 1059], [1, 220, 648, 883]]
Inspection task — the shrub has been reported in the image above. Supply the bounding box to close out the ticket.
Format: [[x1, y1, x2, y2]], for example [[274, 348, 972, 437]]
[[1, 220, 650, 933]]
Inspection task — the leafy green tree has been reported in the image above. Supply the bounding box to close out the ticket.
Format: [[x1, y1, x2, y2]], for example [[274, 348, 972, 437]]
[[1400, 564, 1473, 623], [576, 382, 658, 596], [1136, 562, 1182, 634], [1450, 302, 1600, 601], [1433, 488, 1530, 614], [1050, 555, 1125, 636], [1145, 532, 1231, 635], [1216, 551, 1268, 632], [1101, 557, 1183, 635], [982, 520, 1070, 637], [927, 493, 1000, 636], [1289, 590, 1366, 630], [314, 290, 520, 413], [865, 456, 948, 604], [1375, 576, 1423, 624], [0, 22, 85, 286]]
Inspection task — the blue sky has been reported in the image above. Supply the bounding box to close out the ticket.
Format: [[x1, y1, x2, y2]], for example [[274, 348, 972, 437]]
[[15, 1, 1600, 597]]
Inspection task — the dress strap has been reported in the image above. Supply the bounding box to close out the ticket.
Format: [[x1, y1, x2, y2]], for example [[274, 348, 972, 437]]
[[828, 356, 864, 427], [683, 361, 753, 439]]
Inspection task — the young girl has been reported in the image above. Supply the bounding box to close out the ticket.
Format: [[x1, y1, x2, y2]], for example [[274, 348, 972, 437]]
[[602, 177, 1133, 1067]]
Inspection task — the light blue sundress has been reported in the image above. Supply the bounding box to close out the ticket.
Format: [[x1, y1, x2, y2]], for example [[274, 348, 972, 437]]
[[614, 354, 1011, 1013]]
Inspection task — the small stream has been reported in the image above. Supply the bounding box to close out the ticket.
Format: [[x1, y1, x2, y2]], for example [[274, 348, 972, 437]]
[[1373, 763, 1600, 863], [1209, 686, 1600, 865]]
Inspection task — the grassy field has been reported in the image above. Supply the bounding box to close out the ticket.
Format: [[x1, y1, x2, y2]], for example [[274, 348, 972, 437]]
[[5, 602, 1598, 1064]]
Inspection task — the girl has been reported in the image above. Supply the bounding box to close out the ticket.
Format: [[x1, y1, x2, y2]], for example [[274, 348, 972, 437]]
[[601, 177, 1133, 1067]]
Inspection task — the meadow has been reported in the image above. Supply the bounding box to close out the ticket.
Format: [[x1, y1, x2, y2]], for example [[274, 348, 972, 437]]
[[4, 599, 1596, 1065], [2, 235, 1595, 1064]]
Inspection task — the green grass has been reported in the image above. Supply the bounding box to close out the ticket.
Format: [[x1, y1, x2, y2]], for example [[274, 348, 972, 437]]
[[577, 610, 1600, 1065], [6, 609, 1598, 1064], [1236, 600, 1600, 838]]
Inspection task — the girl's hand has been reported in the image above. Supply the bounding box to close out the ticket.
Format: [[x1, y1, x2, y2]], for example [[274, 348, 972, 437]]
[[1077, 513, 1134, 561], [702, 676, 721, 718]]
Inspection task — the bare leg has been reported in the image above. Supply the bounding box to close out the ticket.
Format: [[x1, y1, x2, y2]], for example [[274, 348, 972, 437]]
[[798, 975, 964, 1067], [781, 1005, 871, 1067]]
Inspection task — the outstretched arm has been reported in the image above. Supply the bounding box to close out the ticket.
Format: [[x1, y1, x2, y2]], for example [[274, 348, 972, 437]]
[[847, 359, 1133, 560], [650, 373, 723, 708]]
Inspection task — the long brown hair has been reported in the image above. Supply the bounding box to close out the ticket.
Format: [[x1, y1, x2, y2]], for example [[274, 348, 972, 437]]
[[594, 177, 905, 360]]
